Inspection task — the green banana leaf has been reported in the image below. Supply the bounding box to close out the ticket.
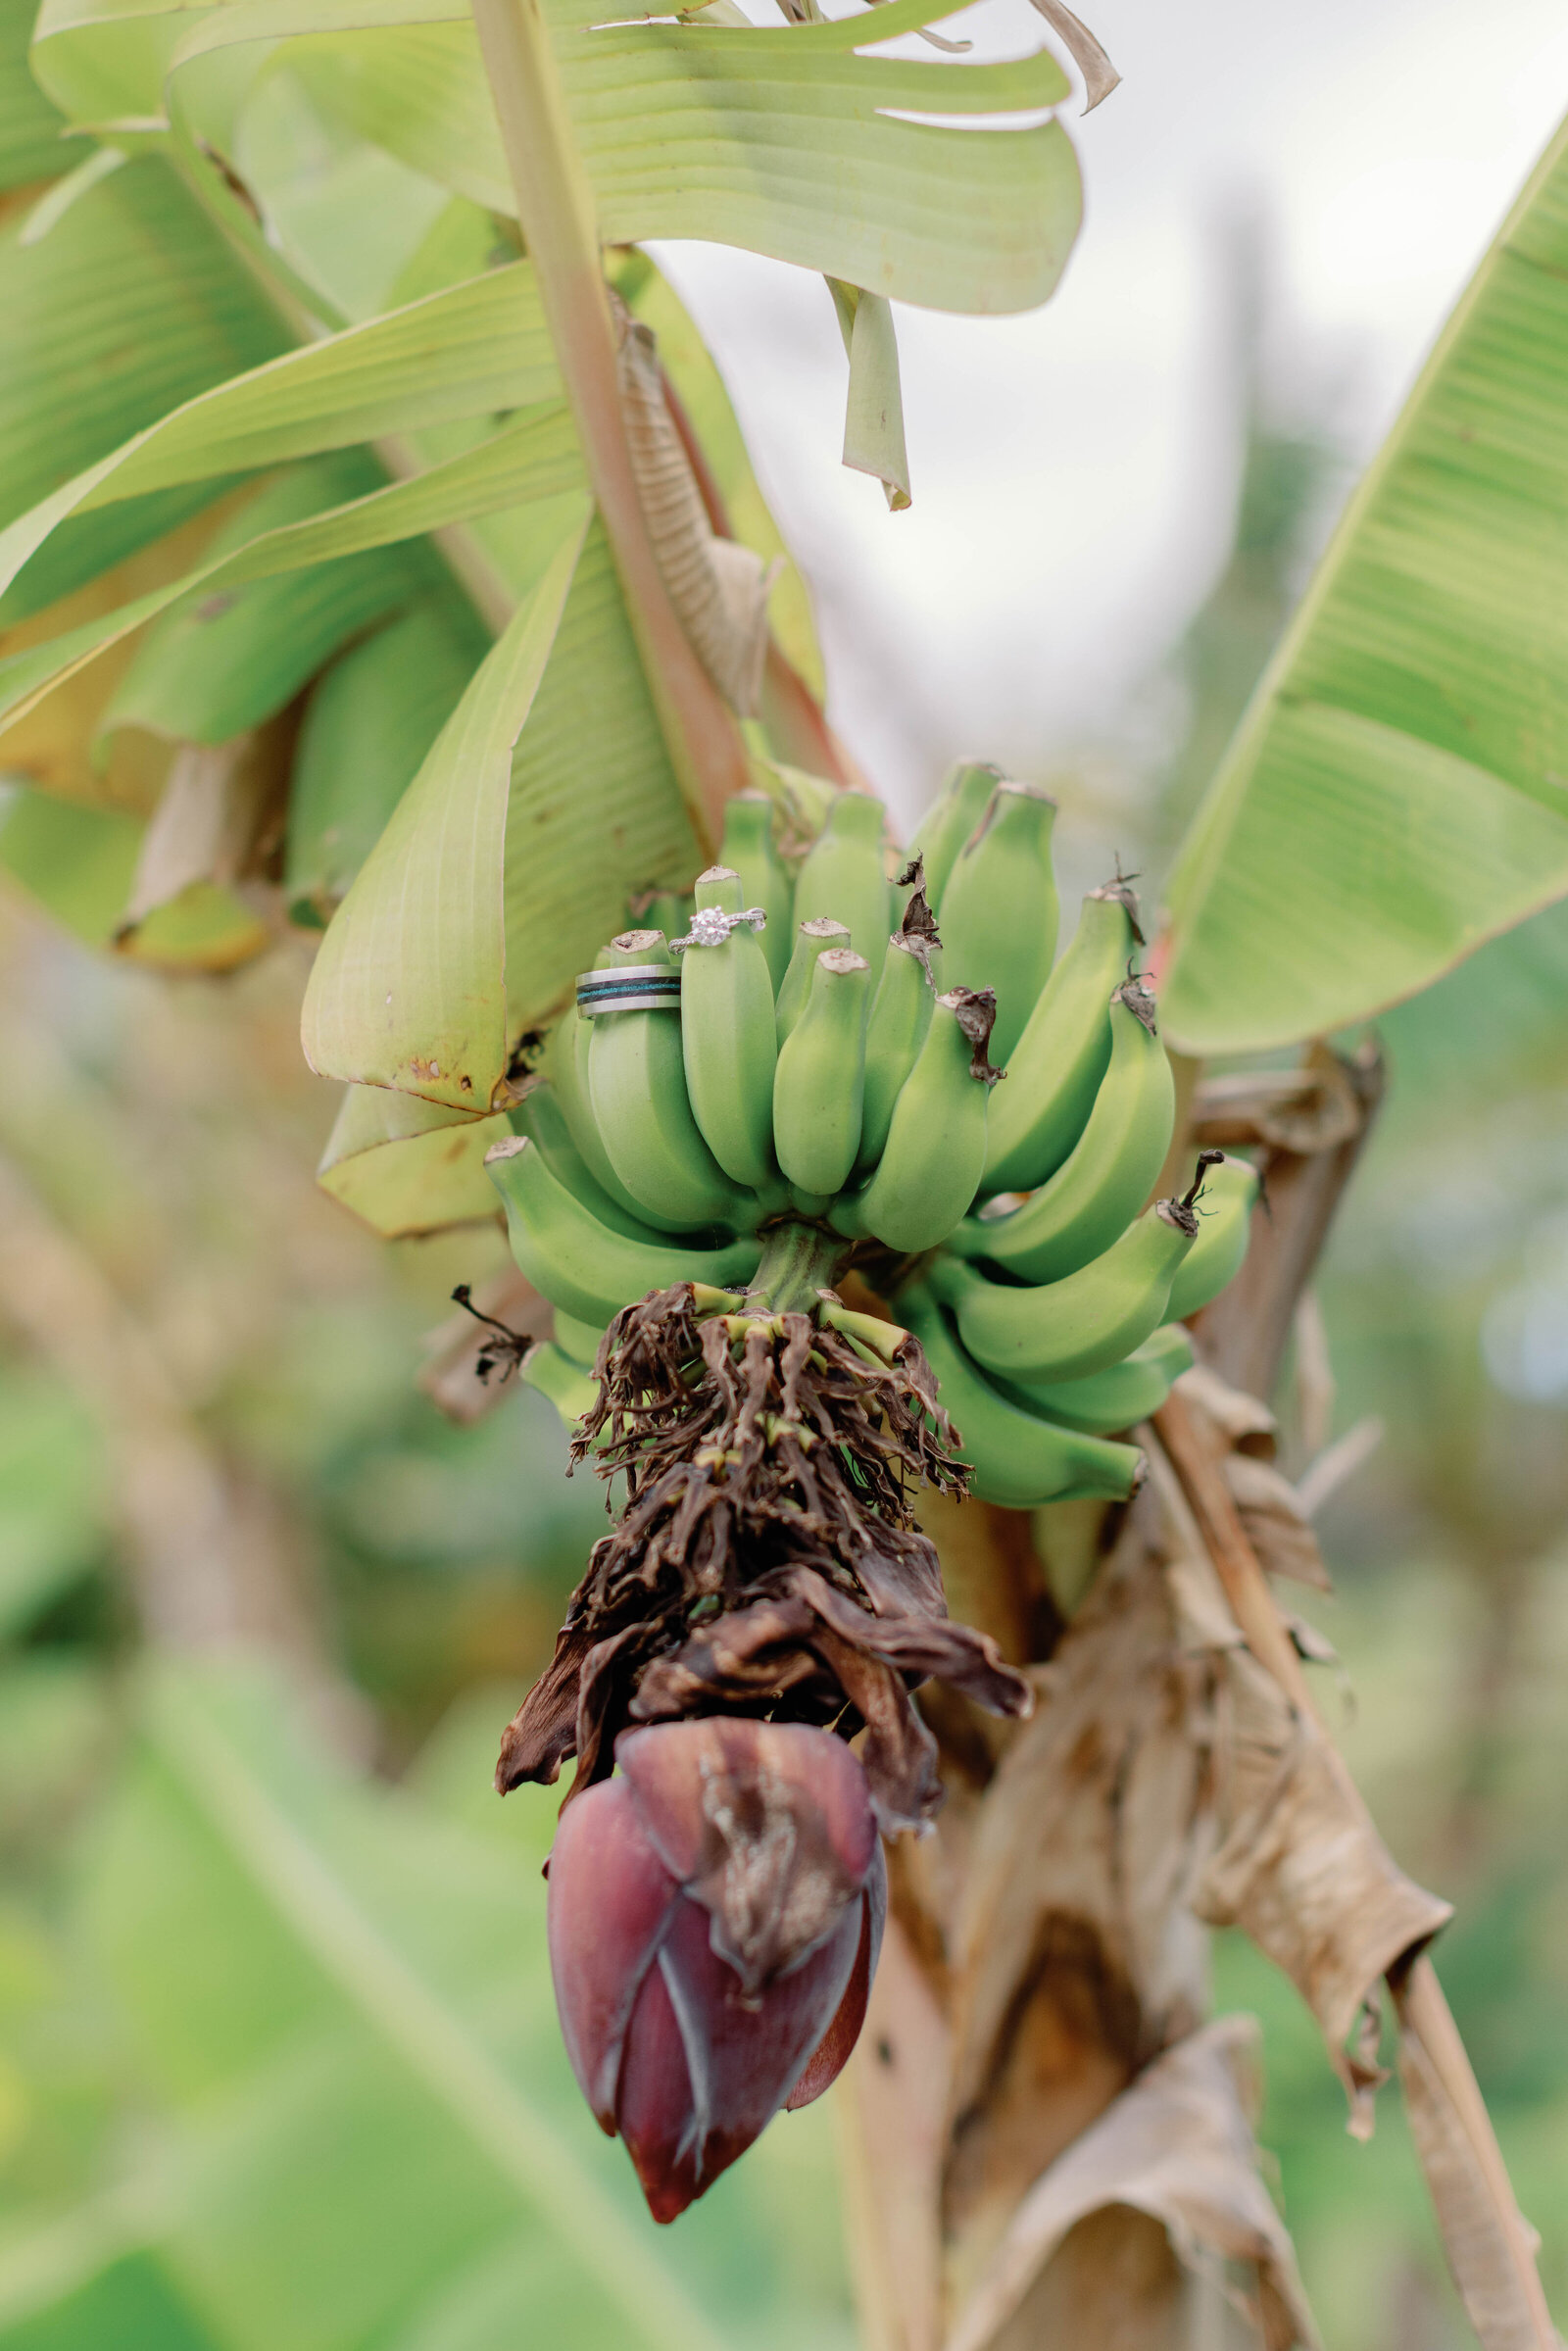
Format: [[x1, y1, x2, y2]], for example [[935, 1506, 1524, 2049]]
[[0, 1659, 853, 2351], [4, 0, 1090, 1110], [1161, 110, 1568, 1054], [156, 0, 1080, 316], [100, 453, 426, 747], [284, 596, 485, 926], [0, 152, 289, 624], [0, 0, 72, 191]]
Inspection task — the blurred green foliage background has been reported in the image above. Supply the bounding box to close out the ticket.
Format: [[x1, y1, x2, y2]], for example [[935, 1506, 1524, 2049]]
[[2, 260, 1566, 2351]]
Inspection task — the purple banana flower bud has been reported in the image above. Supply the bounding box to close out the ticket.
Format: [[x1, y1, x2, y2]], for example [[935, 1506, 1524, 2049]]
[[547, 1717, 886, 2221]]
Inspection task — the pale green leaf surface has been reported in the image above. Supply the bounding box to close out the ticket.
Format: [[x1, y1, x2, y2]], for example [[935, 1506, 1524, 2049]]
[[233, 62, 453, 324], [0, 785, 142, 948], [284, 595, 484, 923], [0, 152, 289, 623], [171, 0, 1080, 316], [1162, 112, 1568, 1053], [101, 453, 426, 746], [0, 0, 75, 190], [833, 280, 911, 508], [302, 504, 590, 1109], [317, 1081, 509, 1236], [0, 406, 583, 745], [501, 517, 700, 1032], [0, 260, 559, 614]]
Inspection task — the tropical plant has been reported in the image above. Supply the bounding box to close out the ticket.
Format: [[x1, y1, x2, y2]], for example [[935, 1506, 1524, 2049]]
[[0, 0, 1565, 2343]]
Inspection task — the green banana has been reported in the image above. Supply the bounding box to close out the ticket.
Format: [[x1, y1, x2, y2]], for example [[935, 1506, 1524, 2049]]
[[720, 790, 794, 993], [857, 932, 935, 1171], [678, 864, 779, 1191], [996, 1321, 1194, 1434], [774, 916, 851, 1046], [509, 1084, 663, 1244], [899, 1285, 1144, 1507], [835, 987, 997, 1254], [922, 1190, 1201, 1385], [486, 1135, 760, 1326], [792, 790, 891, 986], [587, 930, 747, 1234], [982, 877, 1143, 1192], [906, 759, 1004, 911], [772, 947, 870, 1200], [551, 1308, 608, 1367], [950, 978, 1174, 1284], [1165, 1152, 1259, 1321], [935, 781, 1059, 1065], [521, 1340, 599, 1430], [541, 1007, 649, 1228]]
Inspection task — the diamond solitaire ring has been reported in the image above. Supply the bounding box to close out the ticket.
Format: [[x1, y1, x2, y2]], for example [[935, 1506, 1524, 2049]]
[[670, 906, 767, 952]]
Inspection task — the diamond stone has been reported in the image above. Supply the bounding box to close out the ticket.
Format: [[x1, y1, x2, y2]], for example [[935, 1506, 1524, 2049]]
[[688, 906, 731, 946]]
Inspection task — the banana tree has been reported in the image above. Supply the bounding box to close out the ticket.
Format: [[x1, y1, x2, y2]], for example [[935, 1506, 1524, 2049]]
[[0, 0, 1564, 2344]]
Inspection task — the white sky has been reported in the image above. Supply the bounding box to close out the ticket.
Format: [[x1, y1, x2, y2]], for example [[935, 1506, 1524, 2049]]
[[650, 0, 1568, 832]]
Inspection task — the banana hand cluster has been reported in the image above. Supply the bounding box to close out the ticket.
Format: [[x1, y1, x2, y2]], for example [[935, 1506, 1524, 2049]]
[[487, 772, 1260, 1508]]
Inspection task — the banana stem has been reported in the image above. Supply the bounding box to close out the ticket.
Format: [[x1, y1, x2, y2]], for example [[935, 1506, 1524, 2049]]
[[745, 1221, 849, 1316], [469, 0, 753, 850]]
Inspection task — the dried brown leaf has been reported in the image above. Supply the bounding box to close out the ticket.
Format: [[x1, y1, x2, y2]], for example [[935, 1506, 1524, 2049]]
[[1222, 1454, 1333, 1592], [617, 315, 774, 715], [941, 1510, 1215, 2294], [1174, 1363, 1278, 1450], [1194, 1642, 1451, 2134], [1024, 0, 1120, 111], [944, 2017, 1318, 2351]]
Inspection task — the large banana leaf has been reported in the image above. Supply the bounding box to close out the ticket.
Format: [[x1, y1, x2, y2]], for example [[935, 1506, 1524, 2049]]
[[4, 0, 1090, 1122], [0, 1659, 851, 2351], [1161, 110, 1568, 1054]]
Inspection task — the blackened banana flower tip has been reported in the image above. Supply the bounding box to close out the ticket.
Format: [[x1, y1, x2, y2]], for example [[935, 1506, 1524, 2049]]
[[546, 1717, 886, 2222]]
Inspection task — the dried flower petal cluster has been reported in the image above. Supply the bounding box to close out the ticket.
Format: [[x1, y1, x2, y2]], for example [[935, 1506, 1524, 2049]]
[[497, 1285, 1031, 1832]]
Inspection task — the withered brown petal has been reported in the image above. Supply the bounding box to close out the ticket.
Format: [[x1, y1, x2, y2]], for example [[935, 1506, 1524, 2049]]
[[808, 1623, 945, 1834], [627, 1594, 819, 1720], [784, 1565, 1032, 1718], [494, 1626, 593, 1791]]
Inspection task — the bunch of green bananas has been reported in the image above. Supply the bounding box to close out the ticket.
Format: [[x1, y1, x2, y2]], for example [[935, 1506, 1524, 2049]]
[[485, 767, 1259, 1507]]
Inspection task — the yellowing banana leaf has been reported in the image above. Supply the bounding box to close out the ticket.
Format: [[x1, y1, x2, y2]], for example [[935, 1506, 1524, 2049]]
[[1161, 111, 1568, 1054], [0, 405, 582, 745], [318, 1081, 510, 1236], [100, 453, 424, 748], [0, 259, 559, 617], [302, 503, 590, 1110], [0, 151, 289, 624], [284, 594, 484, 926], [169, 0, 1080, 316]]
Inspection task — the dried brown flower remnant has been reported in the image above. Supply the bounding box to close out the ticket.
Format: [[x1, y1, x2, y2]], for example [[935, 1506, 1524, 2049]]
[[495, 1284, 1031, 1832], [549, 1717, 886, 2221]]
